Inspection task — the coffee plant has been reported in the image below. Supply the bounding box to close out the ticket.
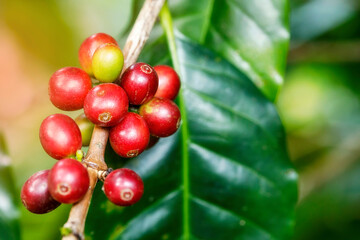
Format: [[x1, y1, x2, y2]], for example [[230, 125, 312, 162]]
[[1, 0, 298, 239]]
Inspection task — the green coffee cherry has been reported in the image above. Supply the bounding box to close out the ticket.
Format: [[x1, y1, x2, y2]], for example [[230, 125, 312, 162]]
[[75, 113, 94, 146], [91, 43, 124, 83]]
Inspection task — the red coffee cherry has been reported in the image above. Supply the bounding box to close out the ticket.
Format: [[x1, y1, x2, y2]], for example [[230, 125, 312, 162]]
[[39, 114, 82, 160], [84, 83, 129, 127], [139, 97, 181, 137], [120, 63, 158, 105], [78, 33, 118, 76], [92, 43, 124, 83], [48, 158, 89, 204], [48, 67, 92, 111], [109, 112, 150, 158], [21, 170, 60, 214], [104, 168, 144, 206], [154, 65, 181, 100]]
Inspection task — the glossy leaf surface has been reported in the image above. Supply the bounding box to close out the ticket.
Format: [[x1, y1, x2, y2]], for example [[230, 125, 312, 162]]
[[173, 0, 289, 101], [86, 37, 297, 240]]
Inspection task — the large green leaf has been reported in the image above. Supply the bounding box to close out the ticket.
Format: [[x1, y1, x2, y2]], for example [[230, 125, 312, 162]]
[[0, 134, 20, 240], [86, 36, 297, 239]]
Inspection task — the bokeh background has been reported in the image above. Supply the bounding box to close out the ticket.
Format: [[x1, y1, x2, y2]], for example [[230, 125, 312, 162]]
[[0, 0, 359, 239]]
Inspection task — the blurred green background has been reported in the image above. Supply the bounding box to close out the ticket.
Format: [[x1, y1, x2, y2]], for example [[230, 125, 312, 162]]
[[0, 0, 359, 239]]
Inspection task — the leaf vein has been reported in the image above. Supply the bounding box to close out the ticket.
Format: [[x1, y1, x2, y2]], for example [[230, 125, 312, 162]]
[[185, 85, 277, 146], [225, 0, 275, 41], [189, 141, 280, 191], [191, 195, 277, 240], [119, 189, 182, 231], [208, 25, 266, 88]]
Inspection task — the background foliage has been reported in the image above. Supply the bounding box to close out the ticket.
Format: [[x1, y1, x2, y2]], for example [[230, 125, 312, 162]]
[[0, 0, 359, 239]]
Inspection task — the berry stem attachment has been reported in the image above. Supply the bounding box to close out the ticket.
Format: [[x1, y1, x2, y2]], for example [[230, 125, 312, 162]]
[[61, 0, 165, 239]]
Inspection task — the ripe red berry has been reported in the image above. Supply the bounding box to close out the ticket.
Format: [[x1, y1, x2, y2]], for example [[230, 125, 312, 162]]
[[39, 114, 82, 160], [139, 97, 181, 137], [79, 33, 118, 76], [103, 168, 144, 206], [120, 63, 158, 105], [84, 83, 129, 127], [92, 43, 124, 83], [154, 65, 180, 100], [48, 67, 92, 111], [109, 112, 150, 158], [21, 170, 60, 214], [48, 158, 89, 204]]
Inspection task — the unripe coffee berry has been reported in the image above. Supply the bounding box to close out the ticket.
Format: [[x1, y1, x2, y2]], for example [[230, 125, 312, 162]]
[[39, 114, 82, 160], [48, 158, 89, 204], [21, 170, 60, 214], [120, 63, 158, 105], [79, 33, 118, 76], [48, 67, 92, 111], [104, 168, 144, 206], [154, 65, 181, 100], [92, 43, 124, 83], [139, 97, 181, 137], [84, 83, 129, 127], [75, 113, 94, 146], [109, 112, 150, 158]]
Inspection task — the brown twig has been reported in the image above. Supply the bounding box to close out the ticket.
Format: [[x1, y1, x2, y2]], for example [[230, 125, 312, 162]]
[[62, 126, 108, 240], [61, 0, 165, 239]]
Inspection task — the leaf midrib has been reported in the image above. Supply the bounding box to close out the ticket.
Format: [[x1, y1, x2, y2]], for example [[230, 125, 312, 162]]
[[159, 4, 191, 239], [199, 0, 215, 44]]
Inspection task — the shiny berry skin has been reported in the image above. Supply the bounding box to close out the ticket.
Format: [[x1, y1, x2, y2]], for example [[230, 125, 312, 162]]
[[21, 170, 60, 214], [79, 33, 118, 76], [39, 114, 82, 160], [84, 83, 129, 127], [75, 113, 94, 146], [48, 67, 92, 111], [154, 65, 181, 100], [104, 168, 144, 206], [120, 63, 158, 105], [92, 43, 124, 83], [48, 158, 89, 204], [139, 97, 181, 137], [109, 112, 150, 158]]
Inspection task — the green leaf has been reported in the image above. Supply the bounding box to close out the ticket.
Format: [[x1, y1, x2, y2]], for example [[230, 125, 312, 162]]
[[86, 36, 297, 240], [0, 133, 20, 240], [171, 0, 289, 101]]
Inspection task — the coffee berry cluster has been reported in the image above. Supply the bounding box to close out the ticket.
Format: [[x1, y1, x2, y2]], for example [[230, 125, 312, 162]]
[[21, 33, 181, 214]]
